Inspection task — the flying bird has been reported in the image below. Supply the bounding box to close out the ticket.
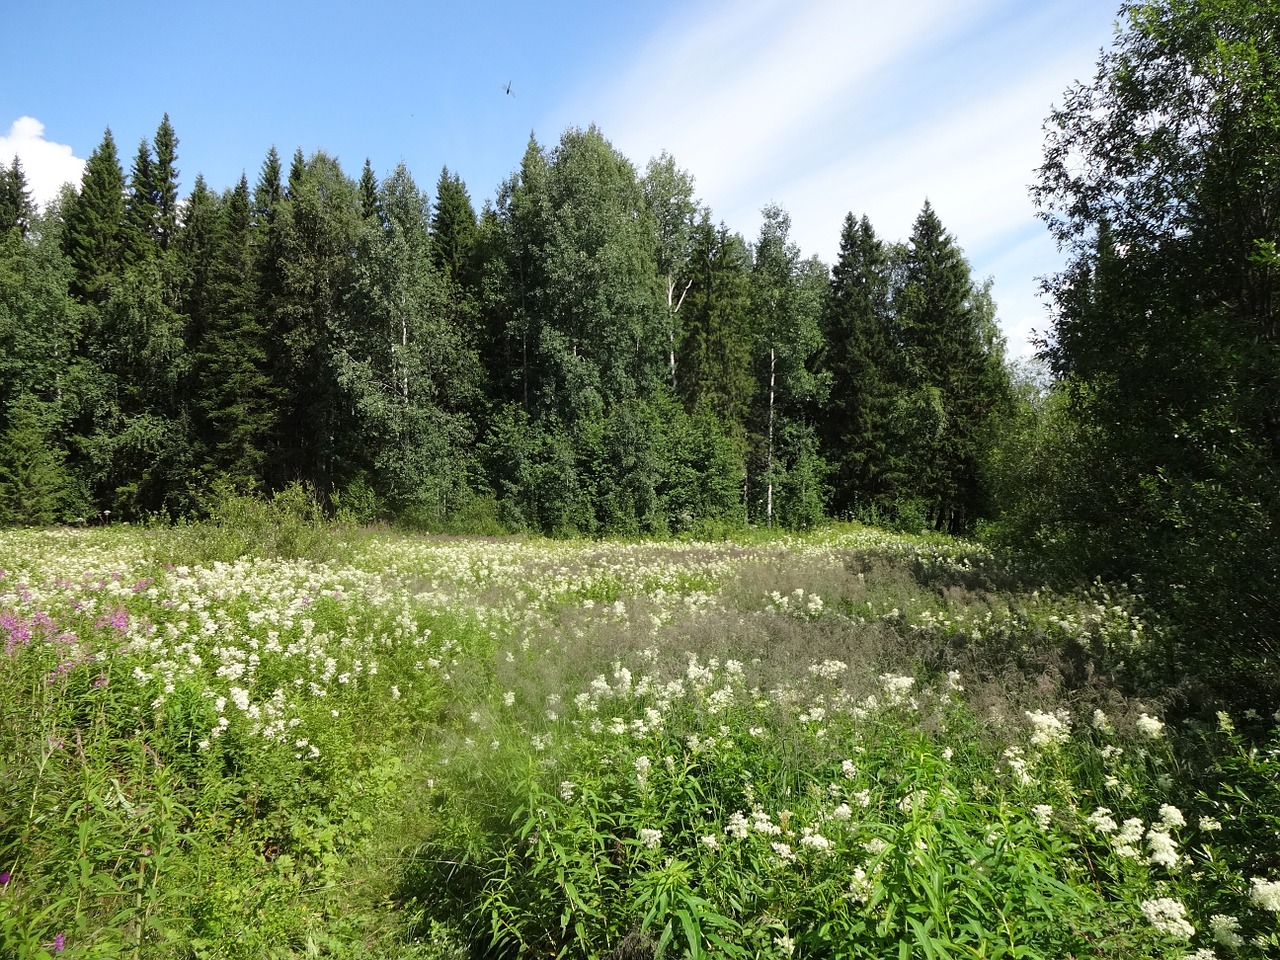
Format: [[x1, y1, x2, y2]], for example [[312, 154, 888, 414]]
[[503, 81, 515, 97]]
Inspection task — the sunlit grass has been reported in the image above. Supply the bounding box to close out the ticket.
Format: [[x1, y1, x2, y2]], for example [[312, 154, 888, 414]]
[[1, 524, 1277, 959]]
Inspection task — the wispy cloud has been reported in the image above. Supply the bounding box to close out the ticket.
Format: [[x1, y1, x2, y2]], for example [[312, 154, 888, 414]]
[[558, 0, 1114, 357], [1, 117, 85, 209]]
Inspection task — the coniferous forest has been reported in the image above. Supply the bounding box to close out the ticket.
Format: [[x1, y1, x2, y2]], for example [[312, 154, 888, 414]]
[[0, 0, 1278, 692], [0, 122, 1010, 538]]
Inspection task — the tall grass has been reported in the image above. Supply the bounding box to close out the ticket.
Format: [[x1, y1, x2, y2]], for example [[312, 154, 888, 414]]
[[1, 524, 1276, 958]]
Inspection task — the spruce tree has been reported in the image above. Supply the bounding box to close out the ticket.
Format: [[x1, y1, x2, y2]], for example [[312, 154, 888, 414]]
[[894, 200, 1008, 531], [63, 128, 127, 304], [0, 157, 34, 236], [430, 166, 479, 285], [818, 213, 896, 516]]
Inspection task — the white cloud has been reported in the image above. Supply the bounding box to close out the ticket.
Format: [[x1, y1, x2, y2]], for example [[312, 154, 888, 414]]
[[557, 0, 1114, 359], [0, 117, 86, 209]]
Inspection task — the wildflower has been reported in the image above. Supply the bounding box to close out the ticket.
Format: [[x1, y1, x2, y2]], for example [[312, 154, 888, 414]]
[[898, 790, 927, 815], [771, 841, 795, 862], [0, 871, 9, 885], [638, 828, 662, 850], [1209, 915, 1243, 949], [1025, 709, 1071, 748], [941, 747, 953, 761], [1145, 827, 1180, 870], [1092, 708, 1114, 733], [841, 759, 858, 780], [775, 933, 796, 956], [1157, 804, 1186, 829], [1086, 807, 1118, 834], [1136, 712, 1165, 739], [846, 866, 874, 903], [559, 781, 575, 802], [1140, 898, 1194, 939], [1185, 950, 1218, 960], [724, 811, 749, 839], [831, 803, 853, 823], [1031, 804, 1053, 831], [1216, 710, 1234, 734], [634, 755, 651, 787], [700, 835, 719, 851], [1250, 876, 1280, 912], [800, 829, 833, 855], [503, 690, 515, 707], [1199, 816, 1222, 832]]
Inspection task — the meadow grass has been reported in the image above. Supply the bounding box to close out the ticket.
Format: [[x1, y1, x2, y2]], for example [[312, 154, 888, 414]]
[[1, 523, 1277, 959]]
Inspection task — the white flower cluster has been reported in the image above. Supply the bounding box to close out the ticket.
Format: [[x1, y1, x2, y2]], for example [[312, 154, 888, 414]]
[[1025, 709, 1071, 748], [1140, 897, 1194, 939], [1250, 876, 1280, 912]]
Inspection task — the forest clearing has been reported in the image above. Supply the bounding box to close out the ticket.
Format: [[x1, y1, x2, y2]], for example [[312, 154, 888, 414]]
[[2, 519, 1277, 958]]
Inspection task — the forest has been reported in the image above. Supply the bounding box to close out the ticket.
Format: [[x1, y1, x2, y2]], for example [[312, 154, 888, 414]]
[[1, 0, 1277, 690]]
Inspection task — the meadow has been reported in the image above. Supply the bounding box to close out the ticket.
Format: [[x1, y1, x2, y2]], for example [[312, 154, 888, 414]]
[[1, 515, 1278, 959]]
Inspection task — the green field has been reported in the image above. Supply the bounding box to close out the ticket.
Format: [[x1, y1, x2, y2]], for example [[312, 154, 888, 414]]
[[2, 524, 1277, 959]]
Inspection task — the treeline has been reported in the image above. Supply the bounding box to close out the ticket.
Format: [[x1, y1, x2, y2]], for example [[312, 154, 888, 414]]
[[0, 121, 1011, 535]]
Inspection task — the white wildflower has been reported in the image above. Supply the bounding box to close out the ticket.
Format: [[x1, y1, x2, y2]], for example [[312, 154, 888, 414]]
[[800, 829, 833, 855], [1145, 827, 1181, 870], [1199, 816, 1222, 832], [1031, 804, 1054, 831], [1158, 804, 1186, 829], [841, 759, 858, 780], [559, 781, 575, 802], [846, 866, 874, 903], [638, 828, 662, 850], [503, 690, 515, 707], [1140, 898, 1194, 939], [831, 803, 853, 823], [1092, 708, 1114, 733], [1136, 712, 1165, 739], [1025, 709, 1071, 748], [1209, 914, 1243, 949], [724, 812, 749, 839], [1250, 876, 1280, 912], [771, 841, 795, 862], [1086, 807, 1119, 835], [700, 834, 719, 851]]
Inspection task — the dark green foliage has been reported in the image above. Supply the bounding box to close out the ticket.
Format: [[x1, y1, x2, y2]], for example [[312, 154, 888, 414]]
[[747, 205, 826, 528], [1020, 0, 1280, 693], [889, 202, 1009, 532], [269, 150, 365, 492], [0, 403, 70, 525], [336, 162, 480, 518], [430, 165, 479, 286], [63, 128, 127, 304], [817, 214, 896, 517], [0, 157, 34, 236], [678, 214, 754, 439]]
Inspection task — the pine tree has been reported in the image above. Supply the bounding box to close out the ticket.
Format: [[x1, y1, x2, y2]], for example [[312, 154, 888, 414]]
[[678, 213, 754, 439], [151, 114, 180, 251], [63, 128, 127, 304], [894, 200, 1008, 531], [818, 213, 896, 516], [0, 157, 34, 236], [200, 175, 273, 484], [430, 166, 479, 285]]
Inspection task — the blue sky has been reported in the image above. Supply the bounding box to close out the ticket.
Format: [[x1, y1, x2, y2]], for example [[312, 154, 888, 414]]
[[4, 0, 1120, 357]]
